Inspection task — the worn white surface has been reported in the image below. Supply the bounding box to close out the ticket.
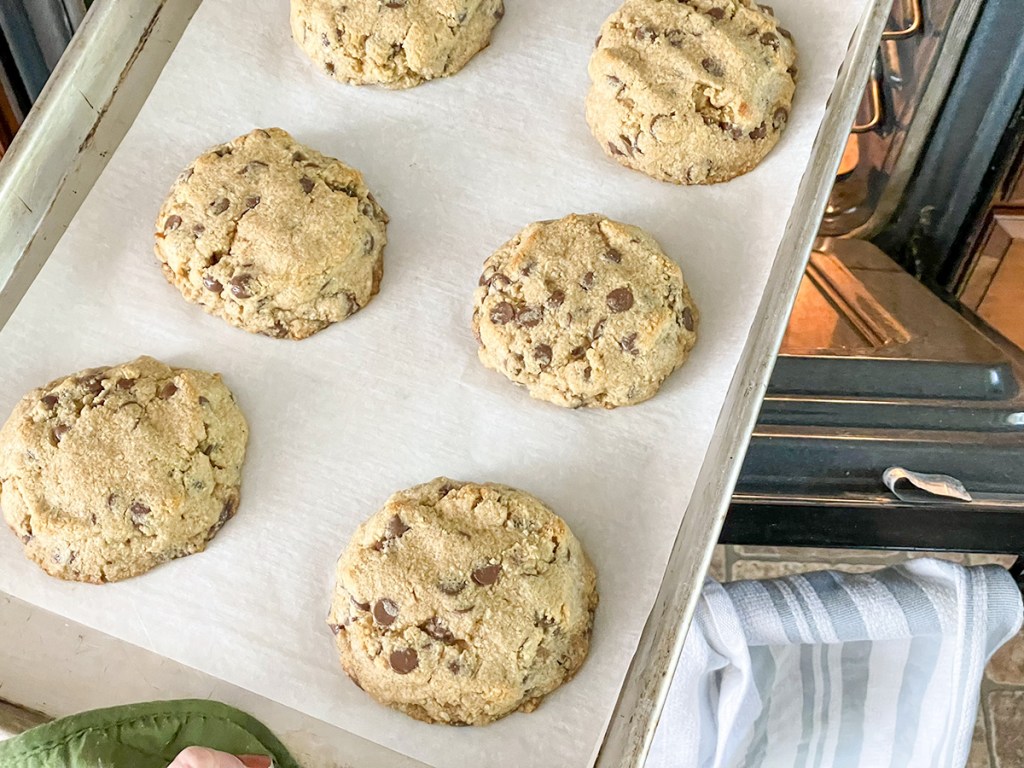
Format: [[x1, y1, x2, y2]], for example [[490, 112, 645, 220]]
[[0, 1, 869, 767]]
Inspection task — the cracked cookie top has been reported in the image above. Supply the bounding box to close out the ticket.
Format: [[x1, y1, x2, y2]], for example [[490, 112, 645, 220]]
[[328, 477, 598, 725], [472, 213, 699, 409], [154, 127, 388, 340], [0, 356, 249, 583], [290, 0, 505, 89], [586, 0, 798, 184]]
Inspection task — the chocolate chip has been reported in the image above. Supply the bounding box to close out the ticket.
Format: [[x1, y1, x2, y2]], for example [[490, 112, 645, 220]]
[[534, 344, 553, 368], [130, 502, 150, 528], [291, 151, 307, 162], [193, 223, 205, 236], [606, 75, 622, 87], [159, 382, 177, 399], [20, 534, 32, 544], [373, 598, 399, 626], [759, 3, 775, 15], [80, 375, 103, 395], [607, 142, 626, 158], [682, 306, 695, 331], [472, 563, 501, 586], [41, 394, 58, 408], [117, 378, 134, 390], [210, 198, 230, 214], [570, 346, 586, 359], [583, 366, 592, 381], [300, 176, 315, 194], [178, 168, 194, 184], [220, 495, 238, 525], [321, 32, 330, 46], [707, 7, 725, 19], [701, 58, 724, 77], [53, 424, 70, 443], [494, 2, 505, 19], [634, 25, 657, 42], [749, 122, 767, 140], [516, 305, 543, 328], [388, 515, 410, 539], [325, 62, 336, 75], [384, 0, 406, 7], [240, 160, 268, 174], [592, 319, 606, 339], [772, 106, 789, 129], [329, 623, 344, 635], [448, 659, 462, 674], [760, 32, 780, 50], [203, 276, 223, 293], [604, 250, 622, 264], [483, 272, 511, 290], [490, 302, 514, 325], [244, 196, 261, 211], [606, 287, 634, 312], [198, 396, 209, 405], [439, 579, 466, 595], [546, 289, 565, 308], [779, 26, 793, 41], [580, 272, 595, 291], [390, 648, 418, 674], [422, 617, 454, 643], [163, 215, 182, 232], [229, 275, 253, 299], [351, 596, 371, 611]]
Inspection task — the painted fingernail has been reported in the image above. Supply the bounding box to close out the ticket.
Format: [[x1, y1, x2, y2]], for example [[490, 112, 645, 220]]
[[238, 756, 273, 768]]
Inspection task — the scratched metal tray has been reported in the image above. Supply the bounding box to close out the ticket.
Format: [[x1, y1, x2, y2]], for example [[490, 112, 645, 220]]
[[0, 1, 889, 765]]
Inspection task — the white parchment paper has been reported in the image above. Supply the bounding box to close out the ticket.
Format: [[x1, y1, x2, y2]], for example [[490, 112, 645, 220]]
[[0, 1, 872, 766]]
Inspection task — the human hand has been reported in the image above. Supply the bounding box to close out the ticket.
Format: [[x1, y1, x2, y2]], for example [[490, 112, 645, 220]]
[[167, 746, 272, 768]]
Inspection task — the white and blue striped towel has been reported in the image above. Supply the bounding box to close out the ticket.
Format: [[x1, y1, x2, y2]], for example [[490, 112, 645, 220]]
[[648, 559, 1023, 768]]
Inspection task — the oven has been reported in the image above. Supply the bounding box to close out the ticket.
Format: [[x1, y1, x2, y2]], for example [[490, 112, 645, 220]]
[[723, 0, 1024, 558]]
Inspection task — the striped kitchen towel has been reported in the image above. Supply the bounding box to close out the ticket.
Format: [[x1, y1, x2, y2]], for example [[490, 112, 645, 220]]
[[647, 559, 1023, 768]]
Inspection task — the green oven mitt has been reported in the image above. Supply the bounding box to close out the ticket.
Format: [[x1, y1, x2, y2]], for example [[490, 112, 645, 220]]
[[0, 700, 301, 767]]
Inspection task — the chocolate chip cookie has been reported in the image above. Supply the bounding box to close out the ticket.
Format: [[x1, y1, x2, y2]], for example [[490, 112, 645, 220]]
[[155, 128, 388, 340], [290, 0, 505, 89], [586, 0, 798, 184], [472, 214, 699, 408], [328, 477, 598, 725], [0, 356, 248, 583]]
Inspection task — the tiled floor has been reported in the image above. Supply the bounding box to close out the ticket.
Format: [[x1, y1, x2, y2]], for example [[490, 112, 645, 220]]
[[717, 545, 1022, 768]]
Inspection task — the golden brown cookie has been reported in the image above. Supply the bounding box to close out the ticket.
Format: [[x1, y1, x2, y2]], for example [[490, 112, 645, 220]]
[[291, 0, 506, 89], [0, 356, 248, 583], [155, 128, 388, 340], [586, 0, 798, 184], [472, 214, 699, 408], [327, 477, 598, 725]]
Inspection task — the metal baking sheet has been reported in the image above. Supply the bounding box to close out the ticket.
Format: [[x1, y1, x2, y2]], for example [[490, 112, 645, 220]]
[[0, 0, 884, 766]]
